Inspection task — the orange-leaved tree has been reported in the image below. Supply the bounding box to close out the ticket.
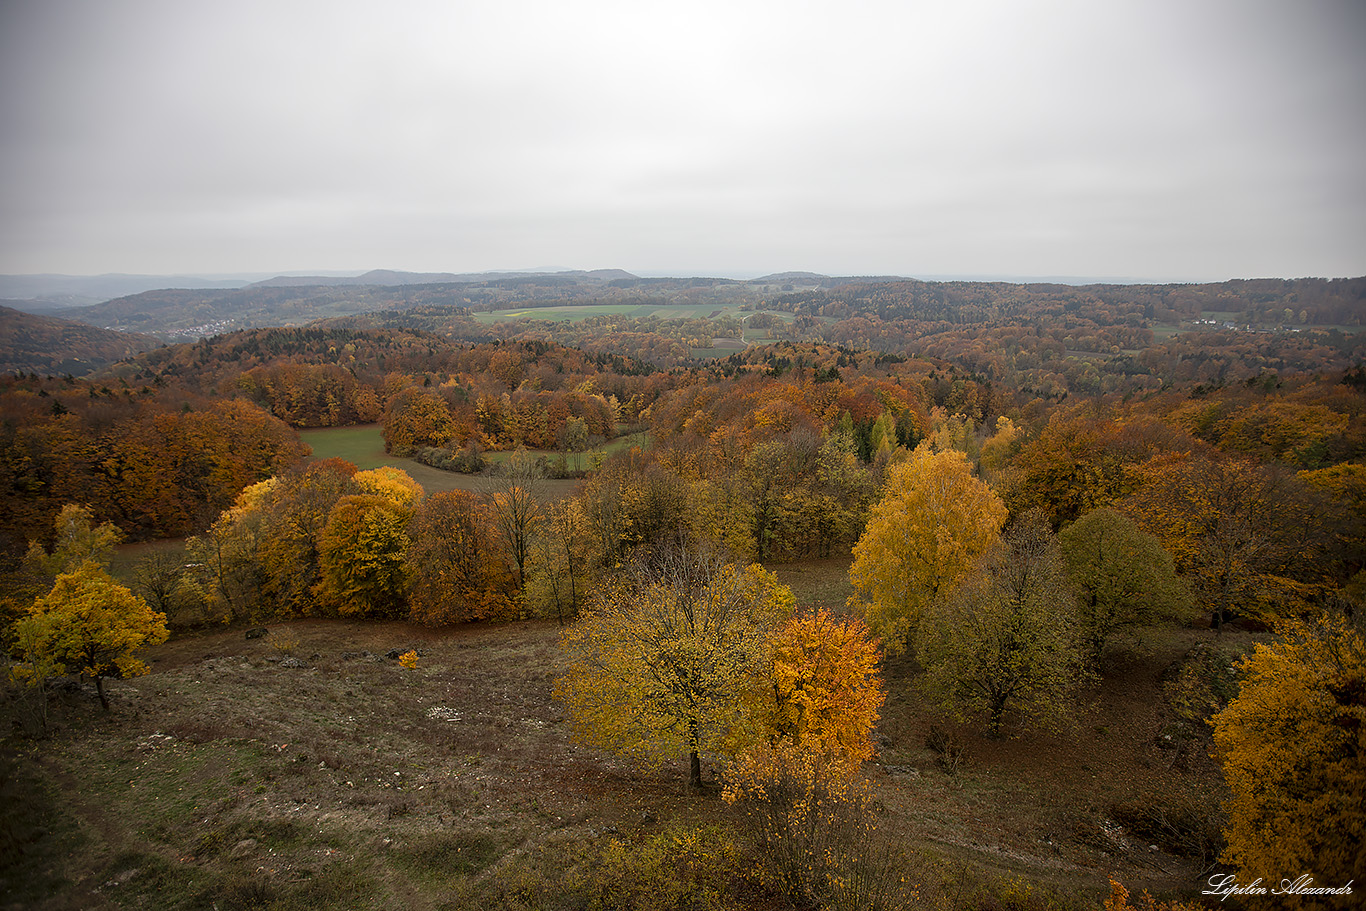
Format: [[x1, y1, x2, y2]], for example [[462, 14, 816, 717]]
[[404, 490, 515, 624], [723, 610, 895, 911], [1212, 613, 1365, 889], [724, 607, 885, 809], [731, 608, 884, 773], [14, 562, 169, 710]]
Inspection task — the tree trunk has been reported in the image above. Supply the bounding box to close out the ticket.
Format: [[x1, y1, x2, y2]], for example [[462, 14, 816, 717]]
[[688, 719, 703, 789], [94, 674, 110, 711], [988, 697, 1006, 738], [564, 533, 578, 620]]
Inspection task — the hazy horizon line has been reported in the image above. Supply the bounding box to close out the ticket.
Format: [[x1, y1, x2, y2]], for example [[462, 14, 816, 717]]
[[6, 266, 1359, 288]]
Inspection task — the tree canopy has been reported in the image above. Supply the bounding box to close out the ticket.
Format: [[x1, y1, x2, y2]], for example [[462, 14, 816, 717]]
[[1059, 507, 1190, 663], [555, 549, 795, 788], [916, 512, 1087, 736], [15, 562, 169, 710], [849, 446, 1007, 649], [1212, 614, 1366, 888]]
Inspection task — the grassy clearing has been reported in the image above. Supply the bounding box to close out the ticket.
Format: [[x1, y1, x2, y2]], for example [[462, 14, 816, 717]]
[[691, 338, 749, 359], [770, 558, 854, 612], [598, 430, 650, 456], [297, 426, 579, 499], [470, 304, 649, 324], [299, 425, 651, 501], [298, 424, 450, 493], [468, 303, 775, 326], [297, 424, 391, 469], [1, 581, 1236, 909]]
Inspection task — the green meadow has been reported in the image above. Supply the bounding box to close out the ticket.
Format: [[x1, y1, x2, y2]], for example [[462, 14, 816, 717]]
[[470, 303, 797, 325], [296, 425, 588, 500]]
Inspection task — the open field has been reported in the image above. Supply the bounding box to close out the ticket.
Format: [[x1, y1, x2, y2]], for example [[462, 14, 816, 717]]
[[690, 338, 749, 359], [297, 426, 582, 501], [1, 554, 1243, 909], [296, 425, 393, 470], [471, 304, 648, 324], [468, 304, 797, 326]]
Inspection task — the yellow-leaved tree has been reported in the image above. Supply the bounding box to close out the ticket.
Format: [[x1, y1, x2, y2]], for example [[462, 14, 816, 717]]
[[315, 467, 423, 618], [352, 466, 423, 511], [315, 494, 413, 618], [23, 503, 124, 581], [849, 446, 1007, 649], [14, 562, 169, 710], [7, 503, 125, 636], [1212, 613, 1365, 889], [555, 546, 794, 789]]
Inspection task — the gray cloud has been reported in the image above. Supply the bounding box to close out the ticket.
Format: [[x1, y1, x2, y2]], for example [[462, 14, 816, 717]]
[[2, 0, 1362, 280]]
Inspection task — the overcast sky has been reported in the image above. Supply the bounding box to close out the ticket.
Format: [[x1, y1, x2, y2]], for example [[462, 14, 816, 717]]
[[1, 0, 1362, 281]]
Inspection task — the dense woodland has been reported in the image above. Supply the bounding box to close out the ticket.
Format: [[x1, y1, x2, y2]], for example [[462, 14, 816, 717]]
[[0, 305, 160, 376], [3, 275, 1365, 907]]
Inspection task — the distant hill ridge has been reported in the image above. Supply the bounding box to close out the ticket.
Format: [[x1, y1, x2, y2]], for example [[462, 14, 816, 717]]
[[0, 305, 161, 376], [246, 268, 638, 289], [8, 268, 1364, 339]]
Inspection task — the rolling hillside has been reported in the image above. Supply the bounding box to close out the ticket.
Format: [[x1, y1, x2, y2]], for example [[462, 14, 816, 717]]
[[0, 306, 161, 376]]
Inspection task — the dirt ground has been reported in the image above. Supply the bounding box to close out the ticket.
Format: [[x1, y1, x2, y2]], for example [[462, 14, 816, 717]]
[[1, 578, 1245, 910]]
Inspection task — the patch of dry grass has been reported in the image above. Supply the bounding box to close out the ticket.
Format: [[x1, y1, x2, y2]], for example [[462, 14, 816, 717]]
[[2, 611, 1236, 909]]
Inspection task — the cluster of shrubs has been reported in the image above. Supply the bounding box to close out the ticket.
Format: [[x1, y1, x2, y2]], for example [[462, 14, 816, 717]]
[[413, 443, 594, 480], [412, 443, 487, 474]]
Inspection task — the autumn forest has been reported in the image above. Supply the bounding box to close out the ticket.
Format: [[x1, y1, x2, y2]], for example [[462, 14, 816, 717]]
[[2, 273, 1364, 910]]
